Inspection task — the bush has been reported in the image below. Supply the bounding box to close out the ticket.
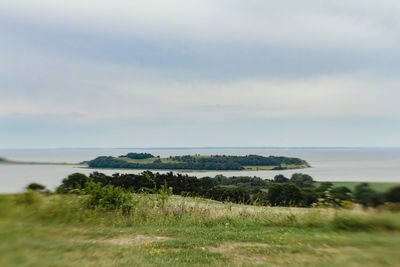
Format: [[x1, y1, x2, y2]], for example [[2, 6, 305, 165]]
[[253, 191, 269, 206], [354, 183, 384, 207], [57, 173, 89, 193], [301, 188, 318, 207], [290, 173, 315, 188], [207, 186, 250, 203], [386, 186, 400, 203], [340, 200, 354, 209], [273, 174, 289, 183], [267, 183, 304, 206], [26, 183, 46, 191], [81, 181, 137, 215]]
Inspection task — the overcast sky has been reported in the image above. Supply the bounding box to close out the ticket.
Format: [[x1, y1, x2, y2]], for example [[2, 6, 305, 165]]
[[1, 0, 400, 148]]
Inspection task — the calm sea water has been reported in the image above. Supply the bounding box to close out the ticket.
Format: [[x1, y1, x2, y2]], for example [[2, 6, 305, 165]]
[[0, 148, 399, 193]]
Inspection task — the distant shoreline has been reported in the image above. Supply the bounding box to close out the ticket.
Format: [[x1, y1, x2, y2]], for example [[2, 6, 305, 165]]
[[1, 146, 400, 151], [0, 159, 83, 166]]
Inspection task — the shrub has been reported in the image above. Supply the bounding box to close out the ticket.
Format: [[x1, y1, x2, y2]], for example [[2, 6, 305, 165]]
[[386, 186, 400, 203], [57, 173, 89, 193], [290, 173, 315, 188], [157, 180, 173, 208], [273, 174, 289, 183], [253, 191, 269, 206], [353, 183, 384, 208], [301, 188, 318, 207], [81, 181, 137, 215], [267, 183, 304, 206], [340, 200, 354, 209], [26, 183, 46, 191]]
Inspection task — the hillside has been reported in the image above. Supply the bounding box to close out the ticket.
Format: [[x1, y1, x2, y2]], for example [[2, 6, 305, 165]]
[[1, 192, 400, 266]]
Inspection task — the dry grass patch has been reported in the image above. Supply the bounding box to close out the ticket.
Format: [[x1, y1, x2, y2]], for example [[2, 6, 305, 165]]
[[206, 241, 363, 266], [72, 234, 173, 246], [207, 242, 272, 265]]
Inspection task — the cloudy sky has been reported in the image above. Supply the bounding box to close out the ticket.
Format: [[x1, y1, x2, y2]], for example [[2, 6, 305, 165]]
[[1, 0, 400, 148]]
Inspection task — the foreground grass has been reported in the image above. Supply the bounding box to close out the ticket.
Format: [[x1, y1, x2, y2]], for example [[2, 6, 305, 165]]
[[0, 194, 399, 266]]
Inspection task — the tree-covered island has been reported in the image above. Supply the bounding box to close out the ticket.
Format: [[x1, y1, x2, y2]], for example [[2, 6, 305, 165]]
[[86, 153, 310, 171]]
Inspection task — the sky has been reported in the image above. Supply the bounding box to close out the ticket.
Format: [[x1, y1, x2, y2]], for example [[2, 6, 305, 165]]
[[1, 0, 400, 148]]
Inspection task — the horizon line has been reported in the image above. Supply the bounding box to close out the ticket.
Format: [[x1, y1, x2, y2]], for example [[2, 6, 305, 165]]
[[1, 146, 399, 151]]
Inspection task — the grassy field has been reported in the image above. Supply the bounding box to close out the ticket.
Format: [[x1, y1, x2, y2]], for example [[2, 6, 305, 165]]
[[243, 164, 309, 171], [1, 193, 400, 266], [120, 157, 181, 164], [316, 182, 400, 192]]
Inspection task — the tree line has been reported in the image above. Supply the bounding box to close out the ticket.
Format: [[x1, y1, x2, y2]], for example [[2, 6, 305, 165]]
[[54, 171, 400, 208]]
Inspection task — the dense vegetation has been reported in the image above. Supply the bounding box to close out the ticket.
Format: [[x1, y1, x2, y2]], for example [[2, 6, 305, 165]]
[[87, 153, 309, 170], [56, 171, 400, 208], [121, 153, 155, 159]]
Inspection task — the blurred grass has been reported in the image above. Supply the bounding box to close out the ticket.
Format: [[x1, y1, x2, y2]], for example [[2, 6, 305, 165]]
[[0, 193, 400, 266]]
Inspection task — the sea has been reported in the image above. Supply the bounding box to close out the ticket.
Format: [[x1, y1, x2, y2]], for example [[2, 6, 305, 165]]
[[0, 147, 399, 193]]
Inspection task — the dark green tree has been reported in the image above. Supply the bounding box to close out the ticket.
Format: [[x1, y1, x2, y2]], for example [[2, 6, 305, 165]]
[[386, 186, 400, 203], [353, 183, 384, 207], [26, 183, 46, 191], [267, 183, 304, 206], [57, 173, 89, 193], [290, 173, 315, 188], [273, 174, 289, 183]]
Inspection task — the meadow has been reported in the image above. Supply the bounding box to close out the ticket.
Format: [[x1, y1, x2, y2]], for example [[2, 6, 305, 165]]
[[1, 191, 399, 266], [317, 182, 400, 193]]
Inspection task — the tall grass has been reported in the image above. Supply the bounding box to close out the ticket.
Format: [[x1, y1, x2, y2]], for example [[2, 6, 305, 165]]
[[6, 191, 400, 232]]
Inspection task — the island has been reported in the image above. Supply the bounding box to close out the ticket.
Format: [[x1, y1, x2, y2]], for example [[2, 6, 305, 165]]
[[86, 153, 310, 171]]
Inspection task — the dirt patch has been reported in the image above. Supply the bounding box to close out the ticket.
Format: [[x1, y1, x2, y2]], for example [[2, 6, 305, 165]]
[[73, 234, 173, 246]]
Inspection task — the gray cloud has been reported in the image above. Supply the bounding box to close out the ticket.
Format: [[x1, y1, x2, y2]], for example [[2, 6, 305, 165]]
[[0, 0, 400, 147]]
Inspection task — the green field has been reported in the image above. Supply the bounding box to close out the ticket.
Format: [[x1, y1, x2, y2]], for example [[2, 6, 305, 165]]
[[119, 157, 181, 164], [243, 164, 309, 171], [316, 182, 400, 192], [1, 193, 400, 266]]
